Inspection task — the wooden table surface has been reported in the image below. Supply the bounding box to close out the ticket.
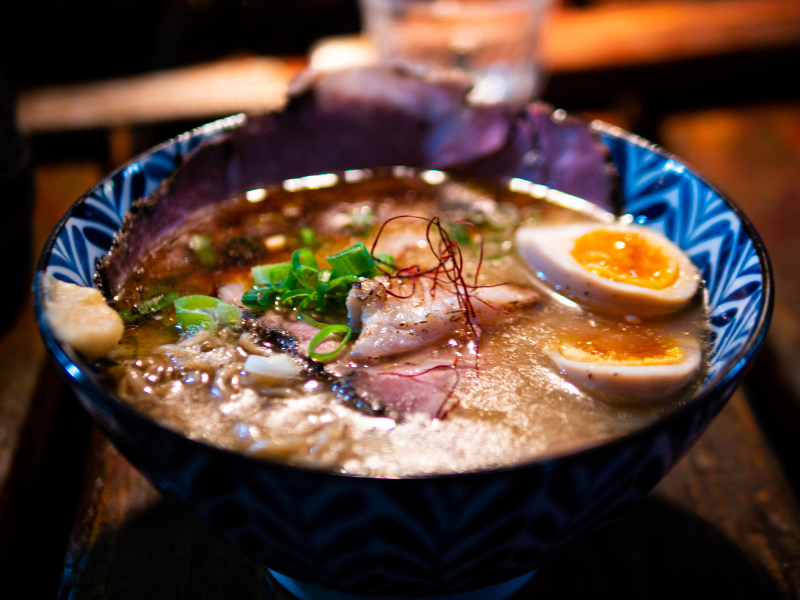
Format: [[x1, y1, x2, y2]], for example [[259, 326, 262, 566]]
[[3, 3, 800, 596]]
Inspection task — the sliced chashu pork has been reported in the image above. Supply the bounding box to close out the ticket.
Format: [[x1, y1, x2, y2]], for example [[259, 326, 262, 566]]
[[251, 311, 457, 418], [251, 277, 537, 419], [347, 345, 466, 419], [346, 276, 539, 360]]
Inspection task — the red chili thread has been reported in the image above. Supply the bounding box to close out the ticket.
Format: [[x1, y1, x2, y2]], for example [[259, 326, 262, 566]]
[[369, 214, 508, 417], [370, 214, 507, 347]]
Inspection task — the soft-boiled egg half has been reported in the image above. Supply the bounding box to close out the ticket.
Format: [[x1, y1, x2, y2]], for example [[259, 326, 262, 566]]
[[550, 334, 701, 403], [515, 223, 701, 316]]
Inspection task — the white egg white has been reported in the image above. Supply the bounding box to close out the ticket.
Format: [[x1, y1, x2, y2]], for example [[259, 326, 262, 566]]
[[550, 338, 701, 404], [515, 223, 700, 317]]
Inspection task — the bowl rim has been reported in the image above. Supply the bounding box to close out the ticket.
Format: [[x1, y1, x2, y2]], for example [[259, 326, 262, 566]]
[[33, 115, 774, 482]]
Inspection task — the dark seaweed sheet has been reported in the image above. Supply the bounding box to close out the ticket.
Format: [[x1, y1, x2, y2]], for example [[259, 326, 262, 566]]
[[97, 66, 617, 296]]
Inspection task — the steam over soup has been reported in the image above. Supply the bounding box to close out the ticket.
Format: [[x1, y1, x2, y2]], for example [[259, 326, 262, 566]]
[[96, 169, 708, 476]]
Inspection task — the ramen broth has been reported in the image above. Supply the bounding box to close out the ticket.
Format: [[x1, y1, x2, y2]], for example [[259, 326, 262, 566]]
[[102, 171, 708, 476]]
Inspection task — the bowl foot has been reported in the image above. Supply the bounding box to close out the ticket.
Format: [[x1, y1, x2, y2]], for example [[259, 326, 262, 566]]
[[269, 569, 536, 600]]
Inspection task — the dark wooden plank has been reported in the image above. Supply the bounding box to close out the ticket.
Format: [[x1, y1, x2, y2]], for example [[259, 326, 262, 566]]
[[56, 391, 800, 599], [17, 56, 303, 134]]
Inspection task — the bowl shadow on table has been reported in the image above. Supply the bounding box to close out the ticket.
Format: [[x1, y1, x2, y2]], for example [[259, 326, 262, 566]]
[[59, 493, 783, 600]]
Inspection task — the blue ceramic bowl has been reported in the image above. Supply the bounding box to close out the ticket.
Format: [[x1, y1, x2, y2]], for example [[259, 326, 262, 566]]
[[34, 110, 771, 599]]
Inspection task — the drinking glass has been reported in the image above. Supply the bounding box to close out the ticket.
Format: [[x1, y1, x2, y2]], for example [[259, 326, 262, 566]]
[[359, 0, 553, 107]]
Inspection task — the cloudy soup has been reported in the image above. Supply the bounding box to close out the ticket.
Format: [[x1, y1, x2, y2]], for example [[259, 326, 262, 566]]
[[100, 168, 708, 476]]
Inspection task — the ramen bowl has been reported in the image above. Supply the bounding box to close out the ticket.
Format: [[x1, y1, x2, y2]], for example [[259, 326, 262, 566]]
[[34, 68, 771, 600]]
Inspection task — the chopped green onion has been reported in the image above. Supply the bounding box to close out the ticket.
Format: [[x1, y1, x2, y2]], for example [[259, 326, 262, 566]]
[[189, 234, 216, 267], [447, 223, 474, 248], [299, 227, 317, 248], [119, 292, 179, 323], [293, 248, 318, 270], [298, 311, 327, 328], [259, 290, 279, 306], [243, 246, 393, 329], [279, 288, 312, 305], [374, 253, 395, 266], [374, 253, 397, 273], [292, 248, 319, 290], [348, 206, 374, 235], [295, 266, 318, 290], [241, 288, 277, 311], [308, 324, 352, 361], [174, 295, 242, 332], [316, 269, 332, 291], [293, 249, 319, 289], [242, 288, 261, 306], [122, 334, 139, 358], [252, 262, 292, 287], [297, 295, 315, 311], [326, 242, 376, 278], [313, 290, 329, 312], [327, 274, 361, 292], [136, 292, 179, 316]]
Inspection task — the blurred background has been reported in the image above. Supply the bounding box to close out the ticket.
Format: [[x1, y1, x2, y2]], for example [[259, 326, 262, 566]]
[[2, 0, 800, 598], [3, 0, 800, 160]]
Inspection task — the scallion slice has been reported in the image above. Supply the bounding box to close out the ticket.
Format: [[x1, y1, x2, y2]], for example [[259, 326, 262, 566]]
[[299, 227, 317, 248], [298, 310, 327, 328], [313, 291, 328, 311], [308, 324, 352, 361], [374, 253, 396, 267], [374, 253, 397, 274], [189, 234, 216, 267], [279, 288, 312, 305], [293, 248, 318, 271], [294, 260, 319, 290], [327, 274, 361, 292], [241, 288, 276, 311], [252, 262, 292, 287], [174, 295, 242, 332], [122, 333, 139, 358], [316, 269, 332, 292], [326, 242, 376, 278], [241, 289, 261, 305], [243, 246, 394, 334], [119, 292, 179, 323]]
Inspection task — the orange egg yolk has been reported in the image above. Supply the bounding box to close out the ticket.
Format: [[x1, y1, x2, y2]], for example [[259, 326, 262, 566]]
[[560, 336, 684, 366], [570, 229, 679, 289]]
